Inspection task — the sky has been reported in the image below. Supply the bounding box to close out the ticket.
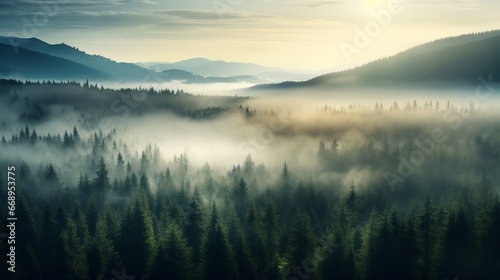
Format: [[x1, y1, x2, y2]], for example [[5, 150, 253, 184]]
[[1, 0, 499, 70]]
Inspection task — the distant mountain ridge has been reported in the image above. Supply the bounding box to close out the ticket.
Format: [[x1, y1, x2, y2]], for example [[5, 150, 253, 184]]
[[0, 42, 107, 80], [0, 36, 149, 81], [143, 58, 318, 82], [0, 37, 268, 84], [3, 31, 499, 87], [253, 30, 500, 90], [156, 69, 267, 84]]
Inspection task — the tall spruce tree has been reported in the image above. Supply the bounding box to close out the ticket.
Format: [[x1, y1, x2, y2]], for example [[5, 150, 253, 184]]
[[201, 204, 236, 280], [148, 223, 193, 280]]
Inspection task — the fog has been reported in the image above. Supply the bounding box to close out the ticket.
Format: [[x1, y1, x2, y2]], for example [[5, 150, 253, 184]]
[[2, 79, 500, 280], [1, 79, 499, 202], [99, 80, 257, 96]]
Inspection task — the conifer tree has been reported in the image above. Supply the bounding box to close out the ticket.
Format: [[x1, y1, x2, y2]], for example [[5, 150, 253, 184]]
[[233, 178, 248, 220], [120, 191, 156, 278], [185, 187, 205, 264], [420, 193, 435, 280], [16, 194, 41, 279], [201, 204, 236, 280], [88, 214, 119, 280], [94, 156, 110, 204], [61, 220, 90, 280], [262, 201, 280, 272], [39, 203, 66, 279], [359, 209, 379, 280], [148, 224, 193, 280], [286, 213, 316, 279], [117, 152, 125, 172], [72, 202, 90, 248]]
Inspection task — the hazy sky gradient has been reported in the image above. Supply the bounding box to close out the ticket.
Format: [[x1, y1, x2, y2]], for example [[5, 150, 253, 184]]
[[1, 0, 499, 70]]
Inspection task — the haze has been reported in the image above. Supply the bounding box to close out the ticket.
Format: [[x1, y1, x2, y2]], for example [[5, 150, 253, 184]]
[[2, 0, 499, 70]]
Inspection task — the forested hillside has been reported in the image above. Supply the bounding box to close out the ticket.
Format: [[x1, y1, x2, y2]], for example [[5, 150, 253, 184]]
[[0, 80, 499, 280], [254, 30, 500, 90]]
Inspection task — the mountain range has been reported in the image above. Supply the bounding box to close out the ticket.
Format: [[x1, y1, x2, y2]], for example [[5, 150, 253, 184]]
[[253, 30, 500, 90], [1, 30, 499, 89], [0, 37, 282, 84], [0, 42, 106, 81], [138, 58, 321, 82]]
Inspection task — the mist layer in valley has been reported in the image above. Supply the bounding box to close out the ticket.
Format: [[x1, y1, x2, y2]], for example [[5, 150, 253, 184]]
[[1, 80, 499, 280], [1, 79, 500, 208]]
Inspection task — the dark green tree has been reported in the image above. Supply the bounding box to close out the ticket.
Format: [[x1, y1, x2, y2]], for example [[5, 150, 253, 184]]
[[261, 201, 280, 278], [119, 191, 156, 278], [148, 223, 193, 280], [184, 187, 205, 264], [15, 194, 42, 279], [286, 213, 317, 280], [439, 206, 473, 279], [201, 204, 236, 280], [420, 193, 435, 280], [117, 152, 125, 173], [61, 220, 90, 280], [233, 178, 249, 220], [88, 214, 119, 280], [72, 203, 90, 248], [40, 204, 62, 279], [94, 156, 110, 204]]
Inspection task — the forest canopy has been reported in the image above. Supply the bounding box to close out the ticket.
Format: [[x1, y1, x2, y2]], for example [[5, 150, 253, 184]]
[[0, 80, 499, 280]]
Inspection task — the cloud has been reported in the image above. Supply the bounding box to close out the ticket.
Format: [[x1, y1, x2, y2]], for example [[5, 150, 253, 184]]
[[155, 9, 276, 22], [0, 0, 160, 18], [0, 0, 122, 12], [274, 1, 344, 8], [0, 0, 498, 70], [158, 9, 246, 20]]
